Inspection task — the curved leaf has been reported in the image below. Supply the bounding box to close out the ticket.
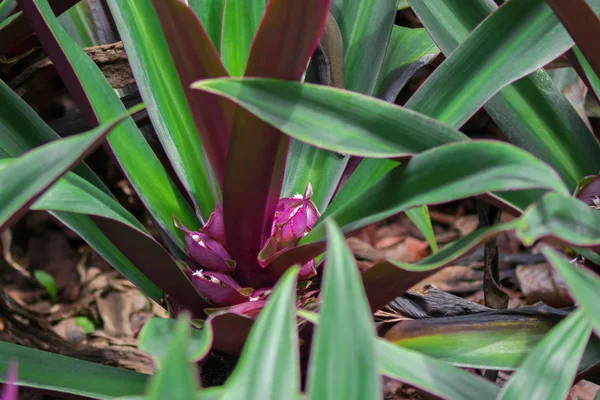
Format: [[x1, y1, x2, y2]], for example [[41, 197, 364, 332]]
[[543, 247, 600, 336], [223, 267, 300, 400], [307, 220, 380, 400], [303, 141, 569, 243], [0, 109, 135, 231], [20, 0, 199, 250], [146, 314, 199, 400], [193, 78, 469, 158], [499, 309, 591, 400], [0, 341, 148, 399], [410, 0, 600, 190], [106, 0, 216, 218], [188, 0, 224, 52], [220, 0, 266, 76], [330, 0, 397, 95]]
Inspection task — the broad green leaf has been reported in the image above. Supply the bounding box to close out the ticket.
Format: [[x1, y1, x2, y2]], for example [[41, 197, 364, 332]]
[[146, 314, 199, 400], [378, 340, 500, 400], [499, 309, 591, 400], [58, 1, 99, 48], [189, 0, 225, 52], [193, 78, 469, 158], [303, 141, 569, 243], [574, 46, 600, 101], [106, 0, 216, 219], [139, 317, 213, 367], [331, 0, 397, 95], [0, 110, 134, 231], [407, 0, 599, 128], [220, 0, 266, 76], [410, 0, 600, 190], [0, 0, 16, 22], [543, 247, 600, 335], [0, 341, 148, 399], [385, 311, 559, 369], [397, 0, 409, 10], [375, 26, 439, 98], [406, 207, 438, 252], [0, 79, 109, 195], [300, 310, 500, 399], [307, 220, 380, 400], [25, 0, 199, 250], [0, 163, 146, 234], [223, 267, 300, 400]]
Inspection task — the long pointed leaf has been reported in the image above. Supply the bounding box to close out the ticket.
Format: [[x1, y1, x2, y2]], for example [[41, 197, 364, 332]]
[[410, 0, 600, 190], [106, 0, 216, 218], [220, 0, 266, 76], [307, 220, 380, 400], [0, 109, 134, 231], [0, 341, 148, 399], [223, 267, 300, 400], [19, 0, 199, 250], [303, 141, 569, 243], [188, 0, 224, 52], [543, 247, 600, 335], [222, 0, 329, 287], [331, 0, 397, 95], [150, 0, 233, 190], [193, 78, 469, 158]]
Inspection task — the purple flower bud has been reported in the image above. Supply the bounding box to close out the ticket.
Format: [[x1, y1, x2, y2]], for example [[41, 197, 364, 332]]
[[190, 270, 248, 306], [201, 206, 226, 245], [270, 183, 319, 249], [174, 217, 234, 274]]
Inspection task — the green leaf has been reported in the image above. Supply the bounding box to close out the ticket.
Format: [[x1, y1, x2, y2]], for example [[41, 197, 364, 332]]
[[189, 0, 225, 52], [543, 247, 600, 336], [0, 79, 110, 196], [33, 270, 57, 303], [0, 109, 136, 231], [146, 314, 199, 400], [574, 46, 600, 101], [193, 78, 469, 158], [223, 267, 300, 400], [139, 317, 212, 367], [385, 311, 559, 369], [331, 0, 397, 95], [106, 0, 216, 219], [499, 309, 592, 400], [307, 220, 380, 400], [0, 341, 148, 399], [220, 0, 266, 76], [410, 0, 600, 190], [0, 0, 17, 22], [74, 316, 96, 334], [407, 0, 597, 127], [375, 26, 439, 98], [25, 0, 200, 250], [304, 141, 569, 243], [378, 340, 500, 400], [406, 206, 438, 252]]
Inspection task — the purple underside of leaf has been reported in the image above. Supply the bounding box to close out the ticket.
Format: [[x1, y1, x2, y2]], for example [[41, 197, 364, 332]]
[[361, 261, 438, 313], [209, 312, 254, 355], [222, 0, 330, 288], [92, 216, 210, 317], [18, 0, 98, 125], [152, 0, 233, 185], [191, 272, 249, 307], [0, 0, 79, 54], [1, 362, 18, 400], [547, 0, 600, 78], [576, 175, 600, 207]]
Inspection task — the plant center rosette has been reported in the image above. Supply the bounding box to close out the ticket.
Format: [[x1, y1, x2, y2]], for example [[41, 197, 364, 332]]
[[174, 183, 319, 317]]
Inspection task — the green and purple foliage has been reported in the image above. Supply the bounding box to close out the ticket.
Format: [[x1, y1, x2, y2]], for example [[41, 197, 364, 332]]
[[1, 0, 600, 398]]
